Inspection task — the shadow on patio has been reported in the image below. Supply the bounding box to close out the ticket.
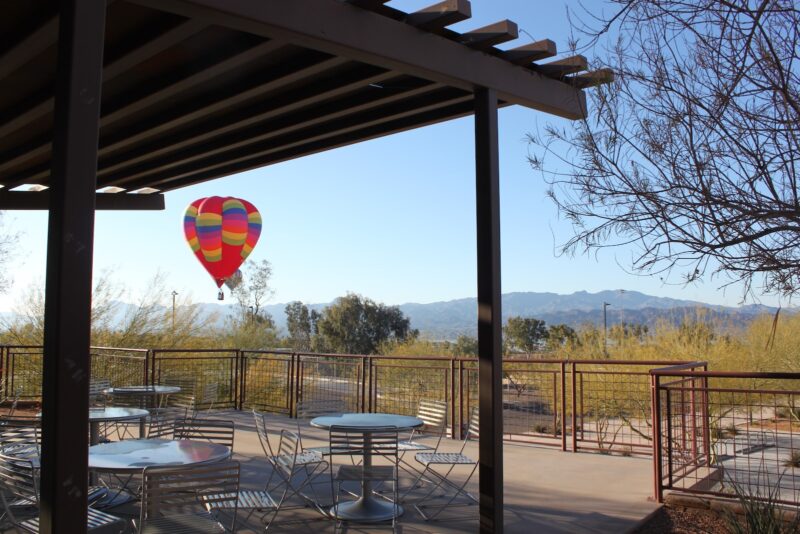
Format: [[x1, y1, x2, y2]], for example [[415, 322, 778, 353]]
[[102, 410, 656, 533]]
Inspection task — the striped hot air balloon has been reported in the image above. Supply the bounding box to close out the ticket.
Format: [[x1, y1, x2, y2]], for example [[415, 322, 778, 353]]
[[184, 197, 262, 295]]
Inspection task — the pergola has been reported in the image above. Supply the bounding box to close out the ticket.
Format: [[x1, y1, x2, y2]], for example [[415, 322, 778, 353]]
[[0, 0, 610, 532]]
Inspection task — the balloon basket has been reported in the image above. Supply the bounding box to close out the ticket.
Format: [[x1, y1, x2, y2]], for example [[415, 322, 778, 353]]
[[217, 290, 224, 301]]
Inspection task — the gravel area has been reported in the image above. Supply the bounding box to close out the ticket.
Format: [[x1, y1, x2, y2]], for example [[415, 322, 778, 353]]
[[632, 506, 731, 534]]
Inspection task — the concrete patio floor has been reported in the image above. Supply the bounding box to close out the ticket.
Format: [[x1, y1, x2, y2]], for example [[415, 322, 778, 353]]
[[5, 410, 659, 533], [202, 410, 657, 533]]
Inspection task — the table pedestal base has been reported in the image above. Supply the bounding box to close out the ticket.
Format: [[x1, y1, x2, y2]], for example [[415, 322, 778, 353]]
[[93, 488, 136, 509], [331, 497, 403, 522]]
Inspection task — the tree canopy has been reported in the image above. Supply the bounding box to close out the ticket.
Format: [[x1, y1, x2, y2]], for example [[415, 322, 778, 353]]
[[530, 0, 800, 298], [503, 316, 548, 353], [314, 293, 417, 354]]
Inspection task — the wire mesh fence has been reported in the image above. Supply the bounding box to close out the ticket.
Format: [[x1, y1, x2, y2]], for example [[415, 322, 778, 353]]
[[240, 350, 293, 414], [151, 349, 239, 409], [653, 367, 800, 506]]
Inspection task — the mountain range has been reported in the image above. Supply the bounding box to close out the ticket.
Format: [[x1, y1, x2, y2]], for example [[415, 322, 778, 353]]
[[191, 290, 782, 340]]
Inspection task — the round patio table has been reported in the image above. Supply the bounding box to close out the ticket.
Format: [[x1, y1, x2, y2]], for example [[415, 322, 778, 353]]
[[36, 407, 150, 445], [311, 413, 423, 522], [103, 385, 181, 409], [88, 438, 231, 472], [88, 438, 231, 508]]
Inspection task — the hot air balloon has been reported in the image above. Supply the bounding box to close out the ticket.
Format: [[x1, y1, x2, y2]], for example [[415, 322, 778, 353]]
[[184, 196, 261, 299]]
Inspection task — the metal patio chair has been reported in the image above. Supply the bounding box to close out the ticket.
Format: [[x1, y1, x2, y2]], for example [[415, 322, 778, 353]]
[[411, 407, 479, 520], [0, 454, 125, 533], [252, 411, 329, 528], [295, 398, 347, 458], [0, 417, 40, 460], [88, 379, 110, 408], [173, 418, 235, 450], [397, 399, 448, 497], [146, 406, 189, 439], [135, 460, 240, 534], [329, 425, 400, 534]]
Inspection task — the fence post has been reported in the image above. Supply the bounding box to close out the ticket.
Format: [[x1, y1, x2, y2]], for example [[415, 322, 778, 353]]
[[449, 359, 456, 439], [666, 389, 673, 489], [150, 349, 157, 386], [560, 361, 567, 451], [366, 357, 374, 413], [359, 357, 367, 413], [571, 362, 578, 452], [458, 359, 465, 440], [293, 354, 302, 418], [701, 364, 711, 466], [652, 373, 664, 502], [237, 350, 244, 411], [287, 353, 295, 418]]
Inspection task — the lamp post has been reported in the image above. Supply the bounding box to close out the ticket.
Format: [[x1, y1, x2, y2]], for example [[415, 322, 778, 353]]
[[603, 301, 611, 357], [171, 291, 178, 333]]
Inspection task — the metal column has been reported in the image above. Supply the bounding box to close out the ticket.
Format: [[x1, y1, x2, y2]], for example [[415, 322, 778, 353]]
[[475, 86, 503, 533], [40, 1, 106, 531]]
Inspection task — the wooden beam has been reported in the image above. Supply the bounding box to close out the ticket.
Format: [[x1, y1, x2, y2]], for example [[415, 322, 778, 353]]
[[405, 0, 472, 31], [0, 38, 287, 176], [459, 20, 518, 50], [535, 55, 588, 77], [345, 0, 390, 9], [11, 55, 361, 185], [0, 190, 165, 210], [113, 89, 473, 186], [130, 0, 587, 119], [100, 75, 439, 184], [502, 39, 557, 65], [39, 0, 105, 531], [567, 68, 614, 89], [0, 16, 58, 79], [126, 97, 479, 191], [0, 19, 207, 140], [474, 86, 503, 534]]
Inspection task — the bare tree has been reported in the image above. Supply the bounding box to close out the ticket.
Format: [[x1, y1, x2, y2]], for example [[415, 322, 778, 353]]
[[0, 214, 18, 294], [529, 1, 800, 298]]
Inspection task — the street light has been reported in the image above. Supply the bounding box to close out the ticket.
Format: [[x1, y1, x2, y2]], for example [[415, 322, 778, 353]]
[[171, 291, 178, 333], [603, 301, 611, 357]]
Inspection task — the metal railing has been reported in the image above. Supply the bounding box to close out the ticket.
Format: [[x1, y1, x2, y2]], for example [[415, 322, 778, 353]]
[[0, 344, 694, 454], [652, 365, 800, 506]]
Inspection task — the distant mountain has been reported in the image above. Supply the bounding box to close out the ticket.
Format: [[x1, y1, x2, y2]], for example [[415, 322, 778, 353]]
[[246, 290, 782, 340], [2, 291, 783, 341]]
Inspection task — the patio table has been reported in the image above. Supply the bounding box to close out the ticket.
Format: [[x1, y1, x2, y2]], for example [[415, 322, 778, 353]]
[[311, 413, 423, 522], [36, 407, 150, 445], [88, 438, 231, 508], [88, 438, 231, 472], [103, 385, 181, 409]]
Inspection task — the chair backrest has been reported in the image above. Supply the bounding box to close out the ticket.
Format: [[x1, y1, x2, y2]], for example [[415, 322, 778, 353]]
[[296, 399, 347, 420], [147, 406, 189, 439], [270, 429, 303, 476], [416, 400, 448, 434], [140, 461, 239, 527], [0, 417, 40, 458], [88, 379, 110, 408], [174, 418, 235, 450], [163, 377, 197, 410], [465, 407, 480, 440], [253, 410, 275, 459], [329, 426, 399, 460], [0, 454, 38, 503]]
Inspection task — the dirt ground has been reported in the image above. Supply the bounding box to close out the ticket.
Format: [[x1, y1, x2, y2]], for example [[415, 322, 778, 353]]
[[632, 506, 731, 534]]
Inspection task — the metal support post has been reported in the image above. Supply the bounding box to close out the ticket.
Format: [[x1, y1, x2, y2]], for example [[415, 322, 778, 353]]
[[40, 1, 106, 531], [475, 86, 503, 534]]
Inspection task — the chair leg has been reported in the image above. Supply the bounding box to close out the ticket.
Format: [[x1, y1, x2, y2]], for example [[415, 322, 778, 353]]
[[413, 463, 478, 521]]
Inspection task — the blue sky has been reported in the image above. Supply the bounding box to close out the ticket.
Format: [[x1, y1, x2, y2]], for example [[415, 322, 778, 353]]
[[0, 0, 784, 312]]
